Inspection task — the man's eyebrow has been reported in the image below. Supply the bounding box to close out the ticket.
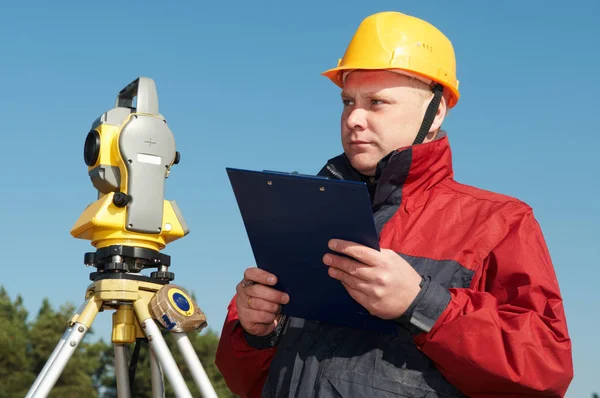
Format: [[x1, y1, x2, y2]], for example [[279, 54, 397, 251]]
[[341, 90, 387, 98]]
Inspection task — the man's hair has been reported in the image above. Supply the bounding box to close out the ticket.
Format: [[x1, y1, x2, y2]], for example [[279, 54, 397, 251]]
[[405, 75, 436, 105], [401, 75, 449, 133]]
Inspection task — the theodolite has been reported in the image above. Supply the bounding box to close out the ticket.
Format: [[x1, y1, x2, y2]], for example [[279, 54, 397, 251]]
[[25, 77, 218, 398]]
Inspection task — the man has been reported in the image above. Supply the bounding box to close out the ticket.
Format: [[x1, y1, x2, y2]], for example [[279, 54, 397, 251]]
[[215, 11, 573, 397]]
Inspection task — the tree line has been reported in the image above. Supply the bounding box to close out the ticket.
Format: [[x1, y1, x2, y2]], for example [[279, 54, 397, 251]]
[[0, 286, 236, 397], [2, 286, 596, 397]]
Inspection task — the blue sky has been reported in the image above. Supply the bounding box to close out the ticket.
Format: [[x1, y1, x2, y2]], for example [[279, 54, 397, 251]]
[[1, 0, 597, 396]]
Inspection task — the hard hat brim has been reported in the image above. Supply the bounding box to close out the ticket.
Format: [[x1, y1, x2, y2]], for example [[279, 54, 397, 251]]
[[321, 66, 459, 109]]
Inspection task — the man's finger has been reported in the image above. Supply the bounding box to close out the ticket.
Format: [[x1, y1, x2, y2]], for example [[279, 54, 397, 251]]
[[341, 281, 370, 309], [245, 283, 290, 305], [247, 296, 282, 314], [323, 253, 370, 280], [243, 319, 278, 337], [328, 239, 379, 266], [240, 279, 256, 288], [243, 267, 278, 286], [328, 266, 370, 294], [240, 308, 278, 325]]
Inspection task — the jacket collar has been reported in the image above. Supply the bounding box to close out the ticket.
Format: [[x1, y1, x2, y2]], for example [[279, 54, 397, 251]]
[[391, 131, 454, 199], [321, 132, 454, 209]]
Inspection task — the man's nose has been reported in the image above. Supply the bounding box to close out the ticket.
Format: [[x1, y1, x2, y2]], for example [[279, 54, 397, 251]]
[[346, 107, 367, 131]]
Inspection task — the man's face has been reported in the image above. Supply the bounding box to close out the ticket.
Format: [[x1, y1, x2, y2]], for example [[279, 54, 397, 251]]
[[340, 70, 432, 176]]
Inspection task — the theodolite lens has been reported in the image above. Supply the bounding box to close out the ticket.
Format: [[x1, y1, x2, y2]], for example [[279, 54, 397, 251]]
[[84, 130, 101, 166]]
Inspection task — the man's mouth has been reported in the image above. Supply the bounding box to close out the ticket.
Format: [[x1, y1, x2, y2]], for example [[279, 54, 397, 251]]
[[350, 140, 370, 145]]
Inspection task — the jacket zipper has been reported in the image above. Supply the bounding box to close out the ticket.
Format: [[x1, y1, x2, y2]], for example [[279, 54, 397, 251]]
[[326, 164, 344, 180]]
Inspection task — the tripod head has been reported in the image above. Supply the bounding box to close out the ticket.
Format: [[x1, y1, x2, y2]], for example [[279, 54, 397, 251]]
[[71, 77, 188, 281]]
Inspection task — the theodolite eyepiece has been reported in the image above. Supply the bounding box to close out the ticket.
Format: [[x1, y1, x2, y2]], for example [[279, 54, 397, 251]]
[[84, 130, 101, 166]]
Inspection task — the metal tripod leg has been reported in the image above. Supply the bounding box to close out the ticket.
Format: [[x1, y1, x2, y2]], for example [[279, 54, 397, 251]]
[[24, 326, 72, 398], [150, 346, 165, 398], [25, 298, 102, 398], [114, 344, 131, 398], [172, 333, 219, 398], [115, 342, 165, 398], [134, 299, 193, 398]]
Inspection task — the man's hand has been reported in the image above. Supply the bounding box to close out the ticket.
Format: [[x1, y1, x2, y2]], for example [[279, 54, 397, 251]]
[[236, 267, 290, 337], [323, 239, 422, 320]]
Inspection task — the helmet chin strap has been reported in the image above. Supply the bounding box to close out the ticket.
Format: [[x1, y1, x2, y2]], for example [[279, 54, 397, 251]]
[[412, 83, 444, 145]]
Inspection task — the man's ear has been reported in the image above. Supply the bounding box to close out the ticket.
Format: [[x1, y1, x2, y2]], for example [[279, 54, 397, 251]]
[[429, 93, 448, 134], [424, 92, 448, 142]]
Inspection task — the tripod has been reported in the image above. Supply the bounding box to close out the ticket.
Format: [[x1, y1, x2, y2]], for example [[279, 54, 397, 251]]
[[25, 77, 219, 397], [26, 248, 218, 398]]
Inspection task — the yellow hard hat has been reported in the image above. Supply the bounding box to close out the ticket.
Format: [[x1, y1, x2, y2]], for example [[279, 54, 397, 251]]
[[322, 11, 460, 108]]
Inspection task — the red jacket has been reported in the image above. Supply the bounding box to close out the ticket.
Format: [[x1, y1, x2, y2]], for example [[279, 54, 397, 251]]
[[216, 135, 573, 397]]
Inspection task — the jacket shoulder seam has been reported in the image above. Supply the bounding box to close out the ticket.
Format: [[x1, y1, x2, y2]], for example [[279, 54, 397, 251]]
[[438, 179, 531, 209]]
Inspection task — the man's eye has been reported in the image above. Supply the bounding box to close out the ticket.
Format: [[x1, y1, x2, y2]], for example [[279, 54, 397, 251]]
[[342, 99, 353, 106], [371, 99, 385, 105]]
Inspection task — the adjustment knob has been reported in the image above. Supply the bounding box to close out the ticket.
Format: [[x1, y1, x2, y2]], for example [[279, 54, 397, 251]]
[[84, 252, 96, 266], [113, 192, 131, 207], [151, 271, 175, 281]]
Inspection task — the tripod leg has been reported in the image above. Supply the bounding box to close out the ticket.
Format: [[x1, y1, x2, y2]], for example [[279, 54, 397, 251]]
[[24, 327, 72, 398], [172, 333, 219, 398], [150, 347, 165, 398], [26, 298, 102, 398], [134, 300, 192, 398], [114, 344, 132, 398]]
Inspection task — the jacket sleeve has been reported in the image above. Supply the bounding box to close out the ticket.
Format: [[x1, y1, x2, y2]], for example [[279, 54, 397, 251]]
[[409, 208, 573, 396], [215, 296, 278, 398]]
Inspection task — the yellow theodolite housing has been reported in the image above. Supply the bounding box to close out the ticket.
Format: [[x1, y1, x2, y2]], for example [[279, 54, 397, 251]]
[[71, 77, 188, 252]]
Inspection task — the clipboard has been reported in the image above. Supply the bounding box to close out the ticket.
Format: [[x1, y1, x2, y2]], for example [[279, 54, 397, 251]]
[[226, 167, 397, 334]]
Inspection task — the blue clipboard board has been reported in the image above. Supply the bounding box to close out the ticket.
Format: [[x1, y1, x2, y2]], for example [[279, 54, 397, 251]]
[[226, 167, 397, 334]]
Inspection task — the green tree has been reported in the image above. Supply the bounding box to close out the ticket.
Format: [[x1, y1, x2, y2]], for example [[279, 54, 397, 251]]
[[0, 287, 112, 398], [0, 287, 36, 397], [0, 286, 236, 397], [28, 299, 111, 398]]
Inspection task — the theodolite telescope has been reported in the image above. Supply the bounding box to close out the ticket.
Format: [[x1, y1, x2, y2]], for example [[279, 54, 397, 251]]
[[25, 77, 218, 398]]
